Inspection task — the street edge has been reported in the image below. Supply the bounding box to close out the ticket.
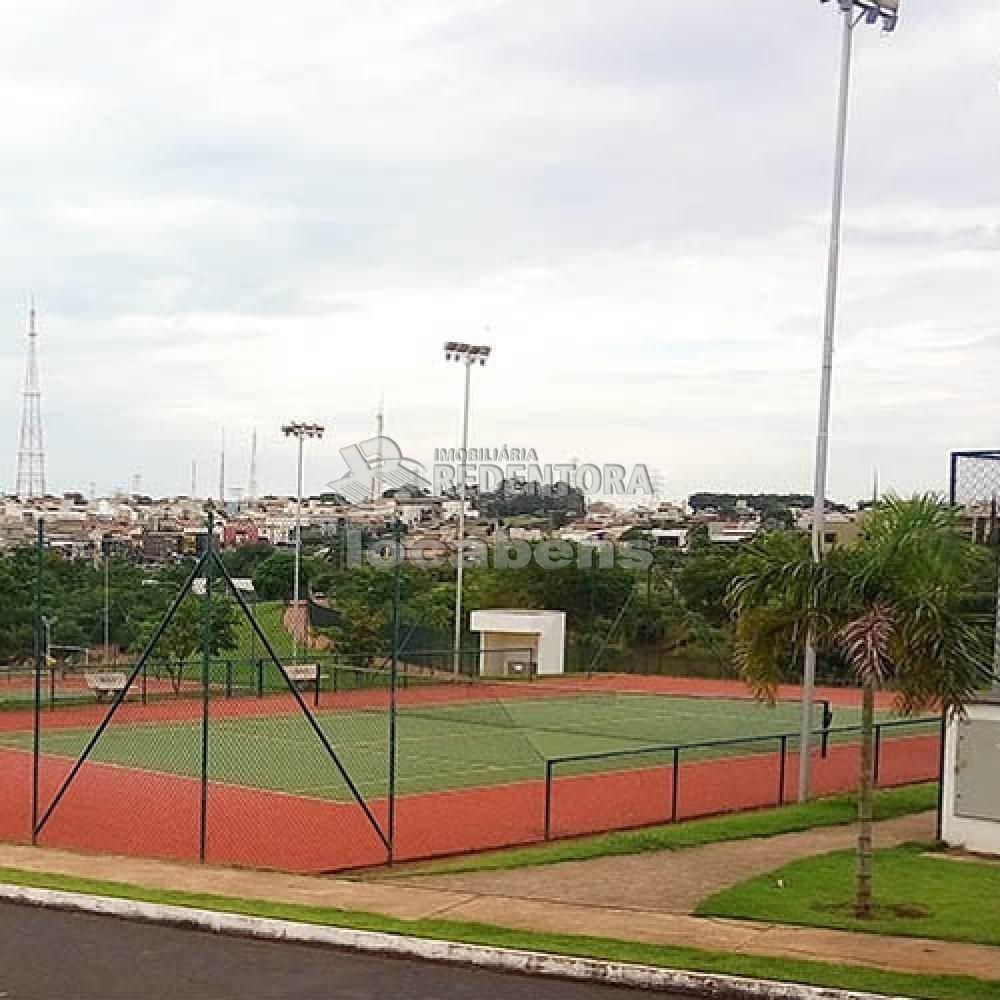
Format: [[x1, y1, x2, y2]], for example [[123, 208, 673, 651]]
[[0, 882, 910, 1000]]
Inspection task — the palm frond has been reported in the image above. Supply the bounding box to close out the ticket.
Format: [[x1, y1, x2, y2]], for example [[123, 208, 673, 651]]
[[838, 601, 895, 687]]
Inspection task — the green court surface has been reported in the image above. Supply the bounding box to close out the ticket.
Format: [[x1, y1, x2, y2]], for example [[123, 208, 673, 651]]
[[0, 688, 918, 803]]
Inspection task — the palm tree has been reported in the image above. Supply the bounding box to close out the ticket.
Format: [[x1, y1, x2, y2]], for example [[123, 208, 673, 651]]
[[727, 495, 988, 918]]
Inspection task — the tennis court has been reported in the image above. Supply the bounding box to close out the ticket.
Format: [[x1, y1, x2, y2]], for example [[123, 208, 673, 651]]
[[0, 671, 940, 872], [2, 680, 847, 800]]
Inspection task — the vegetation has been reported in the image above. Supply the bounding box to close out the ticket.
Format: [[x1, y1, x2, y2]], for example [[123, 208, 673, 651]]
[[0, 864, 994, 999], [727, 495, 989, 917], [698, 843, 1000, 947], [139, 593, 240, 690]]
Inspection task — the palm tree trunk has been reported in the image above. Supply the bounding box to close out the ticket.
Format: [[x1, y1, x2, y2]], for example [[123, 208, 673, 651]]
[[855, 679, 876, 918]]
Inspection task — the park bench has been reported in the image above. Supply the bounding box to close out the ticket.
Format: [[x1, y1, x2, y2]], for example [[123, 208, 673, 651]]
[[84, 671, 128, 702]]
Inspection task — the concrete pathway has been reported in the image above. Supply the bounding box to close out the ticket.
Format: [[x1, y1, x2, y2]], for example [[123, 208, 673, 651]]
[[0, 813, 996, 983], [379, 812, 934, 915]]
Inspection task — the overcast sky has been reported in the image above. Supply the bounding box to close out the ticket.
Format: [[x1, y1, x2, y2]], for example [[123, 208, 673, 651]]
[[2, 1, 998, 504]]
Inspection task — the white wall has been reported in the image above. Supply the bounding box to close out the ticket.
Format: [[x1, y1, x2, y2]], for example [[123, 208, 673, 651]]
[[942, 700, 1000, 856], [469, 610, 566, 676]]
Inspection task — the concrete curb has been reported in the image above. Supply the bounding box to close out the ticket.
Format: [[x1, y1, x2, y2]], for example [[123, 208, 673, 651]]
[[0, 883, 910, 1000]]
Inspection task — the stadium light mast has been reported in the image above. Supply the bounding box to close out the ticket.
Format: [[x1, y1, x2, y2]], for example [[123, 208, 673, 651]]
[[443, 342, 492, 676], [282, 422, 325, 660], [800, 0, 900, 803]]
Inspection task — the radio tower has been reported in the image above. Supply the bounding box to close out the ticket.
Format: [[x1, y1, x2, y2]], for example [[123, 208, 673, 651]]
[[15, 302, 46, 499]]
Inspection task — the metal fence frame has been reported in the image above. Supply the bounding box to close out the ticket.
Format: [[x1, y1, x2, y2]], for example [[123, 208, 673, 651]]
[[543, 715, 938, 840]]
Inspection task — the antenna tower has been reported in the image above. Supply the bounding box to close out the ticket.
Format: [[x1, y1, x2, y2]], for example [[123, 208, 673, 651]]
[[248, 428, 258, 502], [373, 395, 384, 503], [15, 302, 46, 499]]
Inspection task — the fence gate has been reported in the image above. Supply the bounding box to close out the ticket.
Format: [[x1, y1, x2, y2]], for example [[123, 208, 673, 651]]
[[30, 518, 391, 872]]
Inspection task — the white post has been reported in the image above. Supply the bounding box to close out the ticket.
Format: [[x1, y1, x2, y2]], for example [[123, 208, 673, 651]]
[[453, 358, 472, 676], [800, 5, 854, 803]]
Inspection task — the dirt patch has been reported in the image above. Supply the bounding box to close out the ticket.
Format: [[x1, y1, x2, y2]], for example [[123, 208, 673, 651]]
[[817, 900, 932, 920]]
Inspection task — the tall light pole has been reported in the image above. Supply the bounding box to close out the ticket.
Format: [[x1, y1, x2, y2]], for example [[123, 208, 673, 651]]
[[799, 0, 900, 803], [282, 422, 325, 660], [444, 342, 492, 676], [104, 547, 110, 662]]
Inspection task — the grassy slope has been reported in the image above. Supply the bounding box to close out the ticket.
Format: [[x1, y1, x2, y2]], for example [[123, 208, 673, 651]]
[[698, 843, 1000, 947], [393, 783, 938, 875], [0, 866, 995, 999]]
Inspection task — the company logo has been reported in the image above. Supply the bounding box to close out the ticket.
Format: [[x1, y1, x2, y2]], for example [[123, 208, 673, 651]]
[[326, 436, 430, 504], [432, 446, 654, 496]]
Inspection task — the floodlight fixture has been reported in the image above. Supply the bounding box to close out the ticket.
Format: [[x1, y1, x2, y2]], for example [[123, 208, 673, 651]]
[[821, 0, 900, 32]]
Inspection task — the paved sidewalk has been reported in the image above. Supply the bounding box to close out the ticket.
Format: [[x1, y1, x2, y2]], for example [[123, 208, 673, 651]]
[[379, 812, 934, 914], [0, 817, 996, 983]]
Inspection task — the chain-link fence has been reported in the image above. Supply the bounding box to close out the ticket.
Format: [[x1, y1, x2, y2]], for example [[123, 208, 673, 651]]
[[950, 450, 1000, 685], [0, 516, 942, 872]]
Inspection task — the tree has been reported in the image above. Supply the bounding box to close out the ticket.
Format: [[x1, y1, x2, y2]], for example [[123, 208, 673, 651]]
[[727, 495, 988, 917], [136, 592, 239, 693], [323, 600, 387, 665], [252, 552, 297, 601]]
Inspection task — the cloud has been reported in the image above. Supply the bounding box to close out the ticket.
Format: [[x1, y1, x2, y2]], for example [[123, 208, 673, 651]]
[[1, 0, 998, 503]]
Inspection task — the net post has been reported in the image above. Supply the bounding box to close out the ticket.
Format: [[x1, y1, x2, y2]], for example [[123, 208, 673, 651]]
[[671, 746, 680, 822], [820, 699, 832, 759], [314, 663, 320, 709], [544, 760, 553, 840], [873, 722, 882, 787], [31, 519, 43, 846], [257, 658, 263, 698], [226, 659, 233, 699], [778, 734, 787, 806]]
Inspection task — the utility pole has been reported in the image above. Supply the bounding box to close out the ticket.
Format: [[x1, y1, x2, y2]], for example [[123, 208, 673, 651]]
[[443, 342, 492, 676], [800, 0, 900, 802], [282, 422, 325, 660]]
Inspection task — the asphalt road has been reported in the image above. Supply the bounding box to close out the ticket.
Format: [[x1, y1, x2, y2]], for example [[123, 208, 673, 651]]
[[0, 902, 703, 999]]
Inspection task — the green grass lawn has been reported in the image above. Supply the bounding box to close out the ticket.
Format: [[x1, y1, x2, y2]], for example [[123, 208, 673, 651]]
[[2, 689, 928, 804], [698, 843, 1000, 947]]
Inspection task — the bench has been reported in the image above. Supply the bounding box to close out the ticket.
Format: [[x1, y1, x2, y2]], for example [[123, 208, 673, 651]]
[[84, 671, 128, 701], [284, 664, 326, 690]]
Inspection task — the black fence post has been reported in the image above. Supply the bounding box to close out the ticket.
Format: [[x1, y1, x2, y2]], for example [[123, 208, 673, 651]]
[[671, 746, 680, 822], [544, 760, 553, 840], [935, 713, 948, 842], [31, 520, 43, 845], [313, 663, 321, 709], [199, 512, 214, 864], [256, 658, 263, 698], [225, 660, 233, 699], [141, 660, 148, 705], [387, 518, 402, 865], [778, 735, 788, 806], [873, 723, 882, 787], [821, 700, 832, 759]]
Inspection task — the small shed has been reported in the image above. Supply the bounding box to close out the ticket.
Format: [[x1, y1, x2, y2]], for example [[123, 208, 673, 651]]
[[469, 610, 566, 678], [942, 691, 1000, 856]]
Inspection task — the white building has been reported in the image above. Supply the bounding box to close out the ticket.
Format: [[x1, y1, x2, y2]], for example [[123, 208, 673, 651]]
[[942, 693, 1000, 856], [469, 609, 566, 677]]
